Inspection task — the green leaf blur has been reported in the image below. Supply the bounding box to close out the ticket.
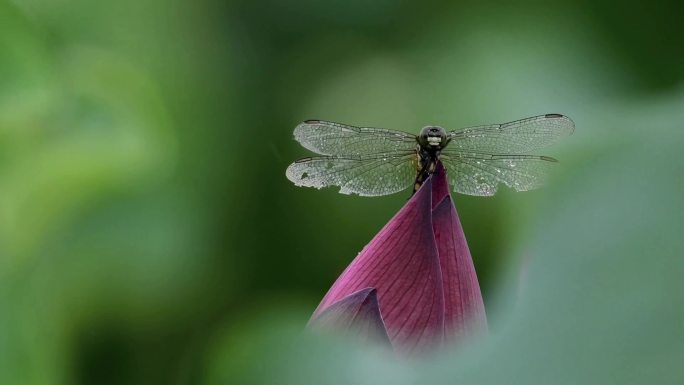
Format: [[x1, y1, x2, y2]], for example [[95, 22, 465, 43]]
[[1, 1, 682, 384]]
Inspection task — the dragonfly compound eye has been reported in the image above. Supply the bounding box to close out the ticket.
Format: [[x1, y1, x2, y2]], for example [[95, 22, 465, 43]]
[[419, 126, 447, 148]]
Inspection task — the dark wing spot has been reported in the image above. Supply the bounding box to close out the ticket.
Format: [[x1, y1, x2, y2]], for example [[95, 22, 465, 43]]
[[544, 113, 564, 118], [304, 119, 321, 124], [301, 172, 309, 179], [540, 156, 559, 162]]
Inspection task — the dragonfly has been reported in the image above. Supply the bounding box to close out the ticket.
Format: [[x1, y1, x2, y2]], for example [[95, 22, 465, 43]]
[[285, 114, 574, 197]]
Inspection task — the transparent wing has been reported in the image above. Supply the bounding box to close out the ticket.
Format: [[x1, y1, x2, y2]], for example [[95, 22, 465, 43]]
[[285, 152, 417, 196], [446, 114, 574, 154], [440, 153, 558, 196], [293, 120, 417, 156]]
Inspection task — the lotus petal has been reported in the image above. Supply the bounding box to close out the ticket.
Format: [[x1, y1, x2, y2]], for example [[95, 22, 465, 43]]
[[313, 177, 445, 355], [432, 172, 487, 341], [309, 288, 391, 347]]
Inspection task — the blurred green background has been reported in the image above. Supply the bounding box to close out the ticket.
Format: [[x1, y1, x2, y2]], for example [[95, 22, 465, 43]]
[[1, 0, 682, 384]]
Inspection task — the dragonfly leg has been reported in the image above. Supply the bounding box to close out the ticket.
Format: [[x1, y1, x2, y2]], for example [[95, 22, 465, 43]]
[[411, 155, 436, 196]]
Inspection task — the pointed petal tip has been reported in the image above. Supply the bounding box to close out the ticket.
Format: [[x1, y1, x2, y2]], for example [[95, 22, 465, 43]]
[[431, 161, 450, 209], [434, 160, 445, 174], [309, 287, 392, 348]]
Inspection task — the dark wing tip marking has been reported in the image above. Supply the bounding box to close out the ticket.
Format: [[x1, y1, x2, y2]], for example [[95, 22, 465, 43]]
[[544, 113, 575, 135], [294, 157, 314, 163], [304, 119, 321, 124], [540, 155, 559, 162]]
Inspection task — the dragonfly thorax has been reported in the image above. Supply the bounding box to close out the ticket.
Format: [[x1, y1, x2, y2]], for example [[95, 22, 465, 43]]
[[418, 126, 448, 150]]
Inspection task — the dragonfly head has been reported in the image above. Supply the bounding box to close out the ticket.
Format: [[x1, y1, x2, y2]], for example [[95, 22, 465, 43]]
[[418, 126, 447, 149]]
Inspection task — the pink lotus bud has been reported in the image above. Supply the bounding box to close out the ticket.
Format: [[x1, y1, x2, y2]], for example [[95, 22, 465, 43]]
[[309, 163, 487, 356]]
